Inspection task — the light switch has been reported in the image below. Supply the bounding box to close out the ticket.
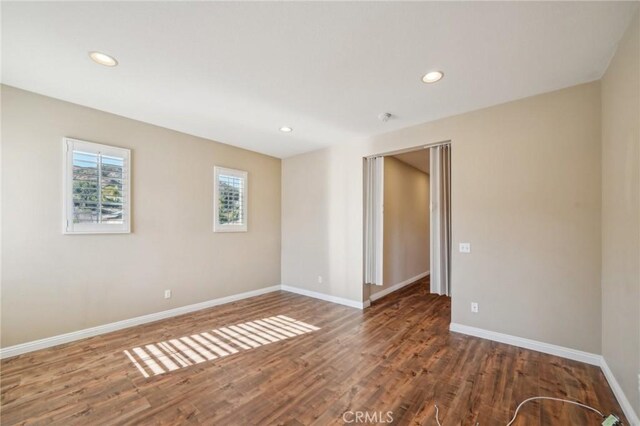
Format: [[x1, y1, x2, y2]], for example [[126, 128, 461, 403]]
[[459, 243, 471, 253]]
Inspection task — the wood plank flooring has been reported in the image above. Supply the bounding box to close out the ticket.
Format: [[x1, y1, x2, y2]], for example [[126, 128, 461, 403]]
[[0, 279, 626, 425]]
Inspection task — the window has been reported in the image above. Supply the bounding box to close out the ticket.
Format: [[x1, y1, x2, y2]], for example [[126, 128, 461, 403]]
[[213, 167, 247, 232], [63, 138, 131, 234]]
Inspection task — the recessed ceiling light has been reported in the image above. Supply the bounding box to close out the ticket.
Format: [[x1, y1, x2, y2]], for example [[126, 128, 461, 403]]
[[280, 126, 293, 133], [89, 51, 118, 67], [422, 71, 444, 83]]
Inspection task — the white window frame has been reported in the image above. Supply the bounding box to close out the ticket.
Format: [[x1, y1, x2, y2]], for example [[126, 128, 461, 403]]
[[63, 137, 131, 234], [213, 166, 248, 233]]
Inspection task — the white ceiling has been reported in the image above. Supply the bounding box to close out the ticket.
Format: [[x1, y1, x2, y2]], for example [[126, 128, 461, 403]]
[[393, 150, 430, 175], [2, 2, 637, 158]]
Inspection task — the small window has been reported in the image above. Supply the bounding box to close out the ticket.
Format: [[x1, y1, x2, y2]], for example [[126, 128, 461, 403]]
[[214, 166, 248, 232], [63, 138, 131, 234]]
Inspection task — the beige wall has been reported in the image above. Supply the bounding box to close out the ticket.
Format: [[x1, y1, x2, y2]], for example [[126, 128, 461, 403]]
[[1, 85, 281, 347], [371, 157, 429, 296], [282, 81, 602, 353], [601, 11, 640, 416], [281, 146, 362, 300]]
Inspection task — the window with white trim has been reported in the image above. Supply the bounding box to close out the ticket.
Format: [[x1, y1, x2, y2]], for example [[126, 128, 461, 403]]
[[214, 167, 247, 232], [63, 138, 131, 234]]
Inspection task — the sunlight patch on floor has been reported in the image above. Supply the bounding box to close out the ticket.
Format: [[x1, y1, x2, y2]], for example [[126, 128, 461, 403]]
[[123, 315, 320, 378]]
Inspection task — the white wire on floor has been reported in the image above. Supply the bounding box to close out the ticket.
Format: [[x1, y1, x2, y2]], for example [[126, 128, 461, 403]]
[[434, 396, 607, 426], [505, 396, 605, 426], [435, 404, 442, 426]]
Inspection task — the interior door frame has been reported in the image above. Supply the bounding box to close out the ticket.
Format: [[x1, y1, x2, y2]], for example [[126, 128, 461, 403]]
[[363, 140, 451, 159], [363, 139, 452, 299]]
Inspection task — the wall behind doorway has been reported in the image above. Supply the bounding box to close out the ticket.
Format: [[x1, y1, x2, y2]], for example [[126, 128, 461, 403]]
[[282, 81, 601, 353], [371, 156, 430, 298]]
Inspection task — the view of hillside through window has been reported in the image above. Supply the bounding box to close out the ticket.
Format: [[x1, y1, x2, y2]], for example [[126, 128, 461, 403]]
[[218, 174, 244, 224], [72, 151, 125, 224]]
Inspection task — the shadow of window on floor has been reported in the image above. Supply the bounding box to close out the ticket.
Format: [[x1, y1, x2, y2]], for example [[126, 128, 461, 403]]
[[123, 315, 320, 378]]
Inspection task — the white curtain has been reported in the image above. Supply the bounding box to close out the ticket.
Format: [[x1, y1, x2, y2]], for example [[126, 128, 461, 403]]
[[364, 156, 384, 286], [430, 145, 451, 296]]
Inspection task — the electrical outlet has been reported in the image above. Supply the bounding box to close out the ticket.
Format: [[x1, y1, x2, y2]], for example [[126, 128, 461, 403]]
[[459, 243, 471, 253], [318, 276, 323, 284], [471, 302, 479, 313], [164, 289, 172, 299]]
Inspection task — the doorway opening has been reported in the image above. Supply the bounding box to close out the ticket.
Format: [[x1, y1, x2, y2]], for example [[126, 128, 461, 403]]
[[364, 142, 451, 303]]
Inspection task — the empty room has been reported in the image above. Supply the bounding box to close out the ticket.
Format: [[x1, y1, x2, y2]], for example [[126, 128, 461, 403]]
[[1, 2, 639, 425]]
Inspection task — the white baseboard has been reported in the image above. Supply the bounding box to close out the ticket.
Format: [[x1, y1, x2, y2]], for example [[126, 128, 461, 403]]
[[280, 285, 366, 309], [0, 285, 281, 359], [2, 287, 637, 424], [449, 323, 601, 365], [369, 271, 430, 302], [1, 284, 367, 359], [600, 358, 640, 425], [450, 323, 640, 424]]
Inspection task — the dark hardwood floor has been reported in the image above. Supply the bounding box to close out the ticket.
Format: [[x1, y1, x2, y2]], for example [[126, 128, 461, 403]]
[[0, 279, 625, 425]]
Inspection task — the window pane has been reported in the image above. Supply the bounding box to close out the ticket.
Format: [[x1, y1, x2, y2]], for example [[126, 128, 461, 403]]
[[101, 155, 124, 224], [72, 151, 125, 224], [65, 139, 130, 234], [218, 174, 244, 224], [72, 151, 99, 223]]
